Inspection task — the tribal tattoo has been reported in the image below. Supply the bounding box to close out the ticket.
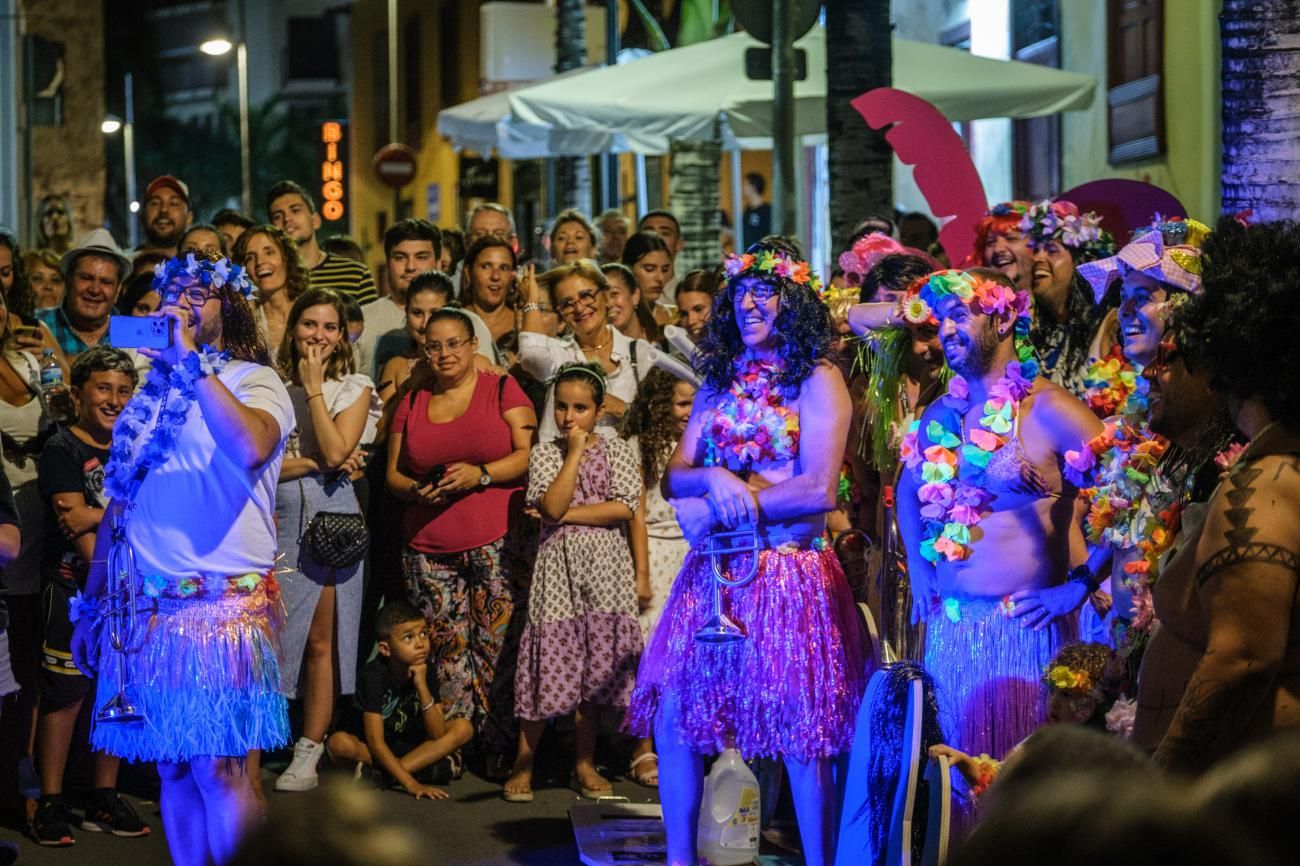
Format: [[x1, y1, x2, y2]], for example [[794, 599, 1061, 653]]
[[1196, 464, 1300, 585]]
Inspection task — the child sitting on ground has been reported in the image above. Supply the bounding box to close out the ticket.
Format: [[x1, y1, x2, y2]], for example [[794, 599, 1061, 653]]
[[326, 600, 474, 800], [930, 641, 1122, 795]]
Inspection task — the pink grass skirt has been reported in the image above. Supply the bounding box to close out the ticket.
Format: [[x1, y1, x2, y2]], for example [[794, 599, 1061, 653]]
[[625, 541, 869, 761]]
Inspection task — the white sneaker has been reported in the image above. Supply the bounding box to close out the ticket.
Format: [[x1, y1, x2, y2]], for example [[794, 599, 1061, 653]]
[[274, 738, 324, 791]]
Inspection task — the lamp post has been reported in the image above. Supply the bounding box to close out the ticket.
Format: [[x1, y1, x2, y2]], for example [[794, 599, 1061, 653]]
[[199, 38, 251, 215], [102, 71, 140, 247]]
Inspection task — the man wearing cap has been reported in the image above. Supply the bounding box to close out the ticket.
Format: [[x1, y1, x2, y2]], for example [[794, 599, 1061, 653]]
[[38, 230, 133, 359], [138, 176, 194, 258]]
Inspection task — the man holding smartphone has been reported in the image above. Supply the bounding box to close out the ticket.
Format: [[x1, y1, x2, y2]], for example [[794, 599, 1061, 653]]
[[69, 253, 294, 866]]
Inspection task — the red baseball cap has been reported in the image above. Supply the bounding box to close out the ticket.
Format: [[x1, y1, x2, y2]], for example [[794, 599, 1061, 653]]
[[145, 175, 190, 206]]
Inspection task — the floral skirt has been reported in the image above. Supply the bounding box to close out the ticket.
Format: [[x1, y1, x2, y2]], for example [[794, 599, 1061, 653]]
[[625, 541, 868, 761], [91, 573, 289, 763]]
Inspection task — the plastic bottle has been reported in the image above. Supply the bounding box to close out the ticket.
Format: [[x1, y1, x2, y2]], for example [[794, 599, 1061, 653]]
[[697, 748, 761, 866], [39, 349, 63, 397]]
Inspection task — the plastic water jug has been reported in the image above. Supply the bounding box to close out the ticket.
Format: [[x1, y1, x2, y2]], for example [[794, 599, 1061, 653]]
[[697, 748, 761, 865]]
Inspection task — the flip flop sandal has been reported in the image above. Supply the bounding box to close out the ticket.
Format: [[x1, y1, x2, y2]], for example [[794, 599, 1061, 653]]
[[628, 752, 659, 787], [502, 784, 534, 803], [571, 774, 614, 799]]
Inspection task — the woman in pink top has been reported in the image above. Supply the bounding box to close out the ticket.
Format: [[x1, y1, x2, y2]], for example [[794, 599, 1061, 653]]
[[386, 308, 536, 770]]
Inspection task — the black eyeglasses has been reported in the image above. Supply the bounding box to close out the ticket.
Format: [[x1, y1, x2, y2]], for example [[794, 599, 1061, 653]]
[[733, 280, 779, 304], [556, 288, 601, 316], [161, 281, 219, 306]]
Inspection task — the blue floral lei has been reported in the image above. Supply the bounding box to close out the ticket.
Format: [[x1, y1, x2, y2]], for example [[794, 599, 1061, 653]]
[[103, 347, 229, 504]]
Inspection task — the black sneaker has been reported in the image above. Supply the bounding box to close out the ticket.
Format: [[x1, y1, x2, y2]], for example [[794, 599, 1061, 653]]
[[414, 756, 456, 786], [31, 796, 76, 847], [81, 788, 152, 838]]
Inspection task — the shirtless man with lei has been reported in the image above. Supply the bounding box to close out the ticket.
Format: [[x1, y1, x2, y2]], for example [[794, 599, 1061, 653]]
[[896, 268, 1104, 763]]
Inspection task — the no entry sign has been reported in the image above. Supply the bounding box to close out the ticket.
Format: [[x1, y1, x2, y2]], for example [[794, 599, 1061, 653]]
[[373, 143, 417, 189]]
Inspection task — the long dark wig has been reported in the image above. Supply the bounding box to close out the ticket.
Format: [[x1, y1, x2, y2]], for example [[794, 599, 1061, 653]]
[[694, 238, 831, 398]]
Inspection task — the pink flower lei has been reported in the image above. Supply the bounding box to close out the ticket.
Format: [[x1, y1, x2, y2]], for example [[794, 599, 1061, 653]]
[[703, 359, 800, 470], [900, 360, 1034, 563]]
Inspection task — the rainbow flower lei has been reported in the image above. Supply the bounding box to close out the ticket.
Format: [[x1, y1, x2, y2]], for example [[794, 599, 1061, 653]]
[[724, 249, 825, 300], [899, 271, 1041, 563], [104, 347, 230, 504], [1081, 344, 1144, 419], [703, 359, 799, 470]]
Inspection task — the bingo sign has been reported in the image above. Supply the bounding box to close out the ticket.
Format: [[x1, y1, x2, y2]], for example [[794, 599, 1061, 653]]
[[320, 121, 347, 222]]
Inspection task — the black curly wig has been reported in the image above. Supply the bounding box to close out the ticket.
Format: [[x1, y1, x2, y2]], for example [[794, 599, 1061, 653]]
[[694, 238, 832, 399], [1179, 217, 1300, 429]]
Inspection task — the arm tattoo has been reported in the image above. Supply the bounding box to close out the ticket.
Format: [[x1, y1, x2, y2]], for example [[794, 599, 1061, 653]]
[[1198, 544, 1300, 586], [1196, 465, 1300, 585], [1154, 659, 1267, 773]]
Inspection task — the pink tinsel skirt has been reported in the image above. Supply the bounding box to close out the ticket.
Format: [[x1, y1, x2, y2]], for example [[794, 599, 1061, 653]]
[[625, 540, 868, 761]]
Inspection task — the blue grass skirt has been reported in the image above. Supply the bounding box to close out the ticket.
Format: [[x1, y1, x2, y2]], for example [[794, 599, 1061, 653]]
[[91, 573, 289, 763]]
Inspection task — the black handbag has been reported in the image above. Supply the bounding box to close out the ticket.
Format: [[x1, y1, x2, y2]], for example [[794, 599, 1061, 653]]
[[300, 510, 369, 569]]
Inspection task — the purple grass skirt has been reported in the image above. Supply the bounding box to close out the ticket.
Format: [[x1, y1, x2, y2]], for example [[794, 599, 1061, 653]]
[[625, 540, 869, 761]]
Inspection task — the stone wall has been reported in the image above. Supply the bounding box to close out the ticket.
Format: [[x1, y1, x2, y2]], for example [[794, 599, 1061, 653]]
[[22, 0, 106, 243]]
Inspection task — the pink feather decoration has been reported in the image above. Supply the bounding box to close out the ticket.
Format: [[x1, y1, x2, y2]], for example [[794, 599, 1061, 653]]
[[852, 87, 988, 266]]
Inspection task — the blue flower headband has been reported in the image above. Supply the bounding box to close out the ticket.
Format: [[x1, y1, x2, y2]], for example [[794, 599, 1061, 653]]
[[152, 253, 254, 297]]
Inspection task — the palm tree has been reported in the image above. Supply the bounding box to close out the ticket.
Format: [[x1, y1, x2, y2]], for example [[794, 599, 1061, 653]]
[[664, 0, 732, 270], [825, 0, 893, 250], [1220, 0, 1300, 220], [554, 0, 591, 214]]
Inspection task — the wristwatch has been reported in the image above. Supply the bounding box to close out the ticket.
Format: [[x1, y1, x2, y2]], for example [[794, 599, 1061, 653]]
[[1067, 564, 1100, 594], [478, 464, 491, 487]]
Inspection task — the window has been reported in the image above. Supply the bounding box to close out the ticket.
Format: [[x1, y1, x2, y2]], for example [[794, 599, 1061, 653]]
[[287, 16, 340, 81], [1011, 0, 1061, 201], [1106, 0, 1164, 163]]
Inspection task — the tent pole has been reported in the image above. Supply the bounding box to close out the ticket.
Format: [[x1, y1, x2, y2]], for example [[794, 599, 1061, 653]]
[[730, 148, 743, 250], [635, 154, 648, 216], [604, 0, 620, 210]]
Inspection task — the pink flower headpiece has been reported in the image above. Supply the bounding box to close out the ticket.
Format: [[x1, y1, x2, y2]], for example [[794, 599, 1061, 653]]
[[837, 234, 905, 288]]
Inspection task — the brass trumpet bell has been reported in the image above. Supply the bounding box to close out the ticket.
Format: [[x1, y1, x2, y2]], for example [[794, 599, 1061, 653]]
[[694, 528, 761, 644]]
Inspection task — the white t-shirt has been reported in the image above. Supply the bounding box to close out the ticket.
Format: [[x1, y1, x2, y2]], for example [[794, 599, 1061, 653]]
[[125, 360, 295, 578], [357, 297, 406, 379], [518, 325, 698, 442]]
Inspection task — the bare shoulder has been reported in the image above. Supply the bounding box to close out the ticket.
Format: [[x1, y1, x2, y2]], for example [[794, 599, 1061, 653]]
[[1024, 377, 1103, 445], [800, 361, 849, 403]]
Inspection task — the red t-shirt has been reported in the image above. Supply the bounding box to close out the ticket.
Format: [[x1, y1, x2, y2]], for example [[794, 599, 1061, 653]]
[[392, 372, 531, 554]]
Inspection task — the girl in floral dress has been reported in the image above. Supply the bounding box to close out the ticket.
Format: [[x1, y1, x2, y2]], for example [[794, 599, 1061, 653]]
[[505, 363, 643, 802]]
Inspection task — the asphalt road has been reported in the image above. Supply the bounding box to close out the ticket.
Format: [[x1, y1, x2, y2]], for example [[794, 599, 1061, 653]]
[[0, 763, 664, 865]]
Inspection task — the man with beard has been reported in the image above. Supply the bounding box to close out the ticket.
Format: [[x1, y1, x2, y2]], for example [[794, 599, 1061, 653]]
[[137, 176, 193, 258], [39, 229, 132, 358], [267, 180, 377, 304], [896, 268, 1103, 772]]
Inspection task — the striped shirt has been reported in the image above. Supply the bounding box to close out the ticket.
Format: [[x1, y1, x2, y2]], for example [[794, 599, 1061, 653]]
[[310, 253, 377, 305]]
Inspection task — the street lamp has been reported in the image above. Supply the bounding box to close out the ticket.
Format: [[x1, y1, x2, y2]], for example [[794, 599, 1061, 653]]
[[199, 37, 251, 215], [102, 73, 139, 247]]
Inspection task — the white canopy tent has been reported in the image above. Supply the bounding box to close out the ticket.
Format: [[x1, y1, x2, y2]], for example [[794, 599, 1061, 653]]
[[436, 71, 624, 159], [502, 26, 1097, 154]]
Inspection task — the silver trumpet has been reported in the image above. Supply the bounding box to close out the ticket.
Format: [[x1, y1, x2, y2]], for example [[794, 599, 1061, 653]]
[[97, 512, 145, 725], [694, 528, 761, 644]]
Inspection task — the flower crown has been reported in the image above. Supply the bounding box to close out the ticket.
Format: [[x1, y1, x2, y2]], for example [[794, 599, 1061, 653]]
[[837, 234, 905, 288], [1044, 663, 1097, 697], [1019, 199, 1116, 261], [724, 248, 825, 300], [989, 201, 1030, 218], [920, 270, 1040, 379], [152, 253, 254, 297]]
